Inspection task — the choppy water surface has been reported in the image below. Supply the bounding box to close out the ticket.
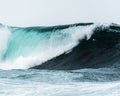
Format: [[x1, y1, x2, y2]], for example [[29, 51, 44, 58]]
[[0, 68, 120, 96]]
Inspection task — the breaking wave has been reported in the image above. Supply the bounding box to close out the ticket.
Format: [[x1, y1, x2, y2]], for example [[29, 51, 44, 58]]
[[0, 23, 120, 70]]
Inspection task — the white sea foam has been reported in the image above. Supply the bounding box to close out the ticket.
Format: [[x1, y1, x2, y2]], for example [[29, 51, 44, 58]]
[[1, 79, 120, 96]]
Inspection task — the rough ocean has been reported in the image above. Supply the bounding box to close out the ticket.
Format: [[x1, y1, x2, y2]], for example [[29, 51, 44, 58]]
[[0, 22, 120, 96]]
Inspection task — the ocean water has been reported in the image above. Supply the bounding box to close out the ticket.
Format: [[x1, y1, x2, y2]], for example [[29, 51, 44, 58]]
[[0, 68, 120, 96], [0, 22, 120, 96]]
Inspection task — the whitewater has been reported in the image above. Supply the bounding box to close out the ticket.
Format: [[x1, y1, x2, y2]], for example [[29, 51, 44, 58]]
[[0, 22, 120, 96]]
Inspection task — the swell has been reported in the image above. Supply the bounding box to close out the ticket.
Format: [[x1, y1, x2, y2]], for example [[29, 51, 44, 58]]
[[32, 24, 120, 70]]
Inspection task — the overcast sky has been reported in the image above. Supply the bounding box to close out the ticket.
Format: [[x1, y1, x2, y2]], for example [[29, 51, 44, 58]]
[[0, 0, 120, 26]]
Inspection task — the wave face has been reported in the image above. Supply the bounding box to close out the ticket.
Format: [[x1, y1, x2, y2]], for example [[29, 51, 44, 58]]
[[0, 23, 120, 70]]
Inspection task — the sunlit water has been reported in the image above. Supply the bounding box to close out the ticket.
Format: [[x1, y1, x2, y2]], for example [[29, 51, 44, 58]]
[[0, 68, 120, 96]]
